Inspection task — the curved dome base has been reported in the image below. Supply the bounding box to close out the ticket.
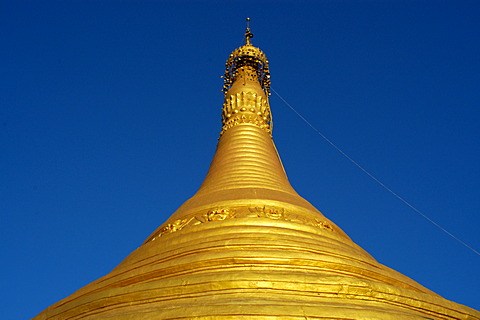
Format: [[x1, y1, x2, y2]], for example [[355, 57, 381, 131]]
[[33, 218, 479, 320]]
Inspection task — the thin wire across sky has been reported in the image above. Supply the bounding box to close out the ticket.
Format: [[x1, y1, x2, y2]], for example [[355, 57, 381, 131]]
[[272, 87, 480, 258]]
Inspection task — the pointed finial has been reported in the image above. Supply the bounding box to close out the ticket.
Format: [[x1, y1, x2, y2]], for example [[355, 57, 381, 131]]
[[245, 17, 253, 45]]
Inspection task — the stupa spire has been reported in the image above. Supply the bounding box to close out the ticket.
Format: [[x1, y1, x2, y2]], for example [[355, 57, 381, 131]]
[[245, 18, 253, 44], [222, 18, 272, 135], [144, 21, 341, 242]]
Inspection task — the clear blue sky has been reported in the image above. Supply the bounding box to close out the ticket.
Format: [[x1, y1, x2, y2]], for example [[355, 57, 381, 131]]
[[2, 1, 479, 319]]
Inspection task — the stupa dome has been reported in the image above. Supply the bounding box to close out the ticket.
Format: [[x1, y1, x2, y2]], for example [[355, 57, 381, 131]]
[[33, 20, 480, 320]]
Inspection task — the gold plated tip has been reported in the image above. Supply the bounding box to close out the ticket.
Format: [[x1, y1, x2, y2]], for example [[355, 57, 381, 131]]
[[222, 22, 270, 97], [221, 20, 272, 135], [245, 17, 253, 45]]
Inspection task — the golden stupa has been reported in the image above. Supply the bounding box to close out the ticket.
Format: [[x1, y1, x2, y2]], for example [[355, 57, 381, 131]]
[[34, 23, 480, 320]]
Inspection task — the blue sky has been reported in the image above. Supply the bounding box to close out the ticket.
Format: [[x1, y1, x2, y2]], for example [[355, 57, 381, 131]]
[[2, 1, 479, 319]]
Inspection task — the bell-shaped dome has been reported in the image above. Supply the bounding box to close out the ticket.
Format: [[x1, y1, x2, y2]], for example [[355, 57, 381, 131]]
[[33, 21, 480, 320]]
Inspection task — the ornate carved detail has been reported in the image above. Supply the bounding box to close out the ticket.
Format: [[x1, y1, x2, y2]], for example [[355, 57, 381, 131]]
[[249, 206, 284, 219], [220, 24, 272, 136], [194, 208, 237, 224], [149, 217, 193, 242], [221, 91, 272, 135], [147, 206, 335, 243], [310, 218, 335, 231], [220, 114, 271, 136], [223, 45, 270, 96], [162, 218, 192, 233]]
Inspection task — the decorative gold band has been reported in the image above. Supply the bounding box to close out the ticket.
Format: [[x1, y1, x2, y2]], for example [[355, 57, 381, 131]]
[[147, 204, 335, 242], [221, 91, 272, 135]]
